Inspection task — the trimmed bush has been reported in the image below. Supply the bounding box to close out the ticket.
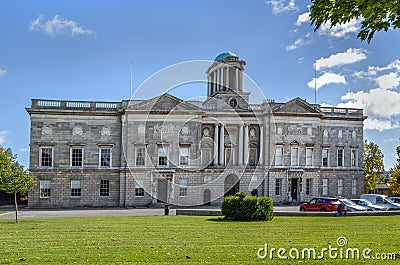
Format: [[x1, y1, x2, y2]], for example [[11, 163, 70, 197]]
[[221, 192, 274, 221]]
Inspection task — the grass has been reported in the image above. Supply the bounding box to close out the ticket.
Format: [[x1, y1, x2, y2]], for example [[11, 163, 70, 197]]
[[0, 215, 399, 264]]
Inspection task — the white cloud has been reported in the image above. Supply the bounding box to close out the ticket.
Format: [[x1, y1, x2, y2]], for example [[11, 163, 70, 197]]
[[0, 131, 9, 145], [318, 19, 361, 38], [364, 119, 400, 132], [267, 0, 298, 14], [377, 72, 400, 90], [0, 69, 7, 77], [307, 72, 346, 90], [286, 33, 312, 51], [296, 12, 310, 26], [29, 14, 95, 37], [19, 147, 29, 153], [314, 48, 367, 70]]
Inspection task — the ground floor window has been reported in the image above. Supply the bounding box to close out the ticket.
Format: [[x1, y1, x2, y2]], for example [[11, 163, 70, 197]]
[[322, 178, 328, 196], [135, 181, 144, 197], [306, 178, 312, 195], [40, 180, 51, 198], [100, 179, 110, 197], [352, 179, 357, 195], [337, 179, 343, 196], [179, 179, 188, 197], [275, 178, 282, 196], [71, 180, 82, 198]]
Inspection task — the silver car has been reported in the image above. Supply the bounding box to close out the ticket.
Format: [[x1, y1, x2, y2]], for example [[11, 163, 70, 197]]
[[339, 199, 368, 212], [350, 199, 387, 211]]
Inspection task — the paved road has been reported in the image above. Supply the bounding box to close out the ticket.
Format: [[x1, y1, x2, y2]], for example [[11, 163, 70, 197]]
[[0, 205, 299, 220]]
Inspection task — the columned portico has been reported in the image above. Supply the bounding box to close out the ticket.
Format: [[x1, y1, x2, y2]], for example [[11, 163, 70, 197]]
[[219, 124, 225, 165], [244, 124, 249, 165], [238, 125, 243, 166], [214, 124, 219, 165]]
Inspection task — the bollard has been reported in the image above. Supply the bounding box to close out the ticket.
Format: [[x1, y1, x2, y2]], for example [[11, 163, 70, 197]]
[[164, 204, 169, 215]]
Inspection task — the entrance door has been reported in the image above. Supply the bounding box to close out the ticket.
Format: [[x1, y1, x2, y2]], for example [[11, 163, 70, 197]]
[[157, 179, 168, 203], [291, 178, 298, 201], [203, 189, 211, 205]]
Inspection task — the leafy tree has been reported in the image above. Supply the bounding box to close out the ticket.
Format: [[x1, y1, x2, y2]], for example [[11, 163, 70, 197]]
[[310, 0, 400, 43], [388, 145, 400, 195], [0, 147, 37, 223], [363, 140, 385, 193]]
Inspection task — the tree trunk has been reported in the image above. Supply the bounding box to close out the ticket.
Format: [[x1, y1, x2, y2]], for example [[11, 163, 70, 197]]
[[14, 192, 18, 224]]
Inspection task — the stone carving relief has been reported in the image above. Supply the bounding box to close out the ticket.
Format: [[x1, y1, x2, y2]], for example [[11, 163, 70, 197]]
[[307, 127, 312, 136], [41, 126, 52, 136], [202, 127, 210, 137], [72, 126, 83, 136], [101, 126, 111, 137]]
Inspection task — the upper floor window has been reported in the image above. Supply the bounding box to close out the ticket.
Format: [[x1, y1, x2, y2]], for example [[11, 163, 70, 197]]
[[275, 147, 283, 166], [179, 146, 189, 166], [306, 147, 313, 167], [337, 149, 344, 167], [135, 146, 146, 167], [291, 147, 299, 167], [158, 146, 169, 167], [99, 148, 111, 167], [40, 147, 53, 167], [71, 147, 83, 167], [322, 148, 329, 167], [351, 149, 358, 167]]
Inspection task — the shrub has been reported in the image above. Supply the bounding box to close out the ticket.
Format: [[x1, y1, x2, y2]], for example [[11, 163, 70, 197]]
[[221, 192, 274, 221]]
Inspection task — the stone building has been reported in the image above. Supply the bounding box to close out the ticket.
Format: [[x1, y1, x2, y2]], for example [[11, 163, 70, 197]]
[[26, 52, 366, 208]]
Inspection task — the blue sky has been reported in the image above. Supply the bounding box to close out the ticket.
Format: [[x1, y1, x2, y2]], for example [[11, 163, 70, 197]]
[[0, 0, 399, 169]]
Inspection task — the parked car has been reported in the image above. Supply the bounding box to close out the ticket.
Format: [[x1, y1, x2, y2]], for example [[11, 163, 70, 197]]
[[389, 197, 400, 204], [360, 194, 400, 210], [339, 199, 368, 212], [350, 199, 388, 211], [299, 197, 340, 212]]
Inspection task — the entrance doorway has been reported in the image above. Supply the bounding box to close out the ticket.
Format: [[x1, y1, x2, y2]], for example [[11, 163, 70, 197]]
[[290, 178, 298, 201], [224, 174, 239, 197], [203, 189, 211, 205], [157, 179, 168, 203]]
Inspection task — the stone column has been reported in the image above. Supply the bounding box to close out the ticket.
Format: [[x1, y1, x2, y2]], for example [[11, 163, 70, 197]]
[[244, 124, 249, 165], [213, 71, 216, 95], [259, 125, 264, 166], [226, 67, 230, 89], [216, 68, 220, 93], [214, 124, 219, 165], [239, 69, 244, 92], [220, 67, 224, 91], [235, 68, 239, 91], [238, 125, 243, 166], [219, 124, 225, 165]]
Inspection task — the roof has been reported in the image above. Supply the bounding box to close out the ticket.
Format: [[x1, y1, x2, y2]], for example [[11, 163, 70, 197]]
[[214, 52, 237, 62]]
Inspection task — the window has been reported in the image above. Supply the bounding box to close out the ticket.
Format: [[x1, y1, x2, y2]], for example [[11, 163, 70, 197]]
[[275, 178, 282, 195], [337, 149, 344, 167], [306, 148, 313, 167], [135, 181, 144, 197], [99, 148, 111, 167], [322, 179, 328, 196], [352, 179, 357, 195], [351, 149, 358, 167], [179, 179, 188, 197], [291, 147, 299, 166], [275, 147, 283, 166], [249, 147, 258, 166], [322, 148, 329, 167], [306, 179, 312, 195], [40, 180, 51, 198], [337, 179, 343, 196], [135, 147, 146, 167], [71, 180, 82, 198], [71, 147, 83, 167], [100, 180, 110, 197], [158, 146, 168, 166], [179, 146, 189, 166], [40, 148, 53, 167]]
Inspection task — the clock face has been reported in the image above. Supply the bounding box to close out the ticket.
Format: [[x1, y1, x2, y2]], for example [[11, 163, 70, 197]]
[[229, 98, 237, 108]]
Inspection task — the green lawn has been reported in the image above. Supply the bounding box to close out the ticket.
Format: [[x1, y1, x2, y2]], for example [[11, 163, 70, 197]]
[[0, 215, 399, 264]]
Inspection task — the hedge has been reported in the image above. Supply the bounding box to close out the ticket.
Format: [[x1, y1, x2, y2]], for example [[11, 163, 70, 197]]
[[221, 191, 274, 221]]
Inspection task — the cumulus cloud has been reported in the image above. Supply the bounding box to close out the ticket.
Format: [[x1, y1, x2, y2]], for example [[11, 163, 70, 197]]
[[0, 69, 7, 77], [29, 14, 95, 37], [286, 33, 312, 51], [314, 48, 367, 70], [377, 72, 400, 90], [296, 12, 310, 26], [0, 131, 9, 145], [318, 19, 361, 38], [267, 0, 298, 14], [307, 72, 346, 90]]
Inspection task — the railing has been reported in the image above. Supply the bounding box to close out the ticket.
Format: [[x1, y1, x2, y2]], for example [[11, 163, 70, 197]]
[[31, 99, 121, 110]]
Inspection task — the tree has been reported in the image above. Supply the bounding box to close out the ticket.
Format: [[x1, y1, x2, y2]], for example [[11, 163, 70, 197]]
[[388, 145, 400, 195], [0, 147, 37, 223], [363, 140, 385, 194], [310, 0, 400, 43]]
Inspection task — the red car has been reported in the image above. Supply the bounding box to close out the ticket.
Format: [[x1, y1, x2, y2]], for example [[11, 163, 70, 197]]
[[300, 197, 340, 212]]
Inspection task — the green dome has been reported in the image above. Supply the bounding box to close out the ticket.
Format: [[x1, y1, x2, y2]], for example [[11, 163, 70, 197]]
[[214, 52, 237, 62]]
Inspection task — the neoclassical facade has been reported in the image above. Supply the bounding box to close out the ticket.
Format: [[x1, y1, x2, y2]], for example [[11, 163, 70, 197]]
[[27, 52, 366, 208]]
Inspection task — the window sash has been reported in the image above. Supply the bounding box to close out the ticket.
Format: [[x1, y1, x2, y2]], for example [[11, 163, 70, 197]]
[[275, 147, 283, 166], [135, 147, 146, 166], [179, 180, 188, 197], [351, 149, 357, 167], [291, 147, 299, 166], [100, 148, 111, 167], [40, 180, 51, 198], [337, 149, 344, 167], [40, 148, 53, 167], [100, 180, 110, 197], [352, 179, 357, 195], [306, 148, 313, 167], [322, 149, 329, 167], [71, 148, 83, 167], [158, 147, 168, 166], [306, 179, 312, 195], [337, 179, 343, 196], [322, 179, 328, 196], [179, 147, 189, 166], [275, 179, 282, 195], [71, 180, 81, 197]]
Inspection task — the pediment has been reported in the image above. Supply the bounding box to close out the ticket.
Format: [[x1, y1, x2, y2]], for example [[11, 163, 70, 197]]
[[130, 94, 201, 112], [274, 98, 320, 114]]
